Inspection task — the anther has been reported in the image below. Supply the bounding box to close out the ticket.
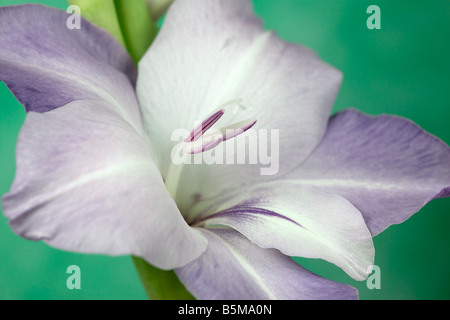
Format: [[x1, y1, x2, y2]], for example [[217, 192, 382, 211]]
[[183, 100, 257, 154]]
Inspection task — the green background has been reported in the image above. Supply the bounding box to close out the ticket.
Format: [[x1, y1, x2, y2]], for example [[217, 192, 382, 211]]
[[1, 0, 449, 299]]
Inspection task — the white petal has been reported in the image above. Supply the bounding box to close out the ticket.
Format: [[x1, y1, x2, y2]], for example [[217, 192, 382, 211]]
[[189, 181, 374, 281], [137, 0, 342, 207]]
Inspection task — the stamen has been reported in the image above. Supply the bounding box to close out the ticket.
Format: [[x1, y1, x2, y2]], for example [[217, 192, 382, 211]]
[[184, 133, 223, 154], [183, 109, 224, 143], [165, 100, 255, 204], [183, 100, 257, 154]]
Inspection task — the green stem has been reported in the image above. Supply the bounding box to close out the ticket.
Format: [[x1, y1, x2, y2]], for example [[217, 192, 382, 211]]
[[132, 257, 195, 300]]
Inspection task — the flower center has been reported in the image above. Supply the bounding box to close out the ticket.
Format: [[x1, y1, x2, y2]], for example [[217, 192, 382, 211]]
[[164, 99, 257, 204]]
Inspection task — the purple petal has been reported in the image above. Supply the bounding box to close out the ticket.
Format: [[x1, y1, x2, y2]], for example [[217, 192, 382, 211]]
[[137, 0, 342, 205], [2, 100, 207, 269], [0, 4, 138, 118], [176, 228, 358, 300], [288, 108, 450, 236], [188, 181, 374, 281]]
